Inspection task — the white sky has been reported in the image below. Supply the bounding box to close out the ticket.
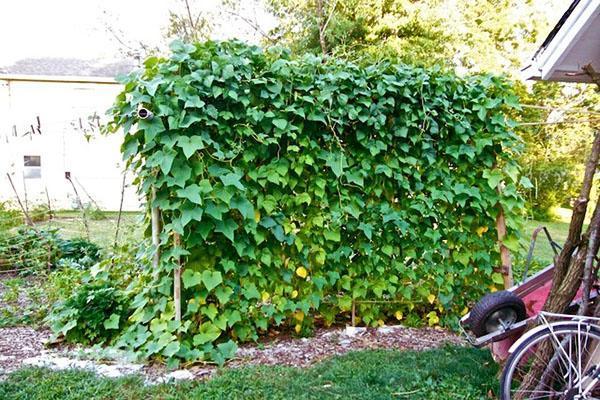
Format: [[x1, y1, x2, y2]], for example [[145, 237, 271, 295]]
[[0, 0, 568, 66], [0, 0, 276, 65]]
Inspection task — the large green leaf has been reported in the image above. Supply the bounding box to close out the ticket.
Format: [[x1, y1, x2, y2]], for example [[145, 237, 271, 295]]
[[220, 172, 245, 191], [182, 270, 202, 288], [215, 218, 237, 242], [176, 184, 203, 204], [201, 270, 223, 291], [177, 136, 205, 159]]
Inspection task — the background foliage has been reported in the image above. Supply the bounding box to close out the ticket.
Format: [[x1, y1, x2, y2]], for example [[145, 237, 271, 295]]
[[106, 40, 525, 364]]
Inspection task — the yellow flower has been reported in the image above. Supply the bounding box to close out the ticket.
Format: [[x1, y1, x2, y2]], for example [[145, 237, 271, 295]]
[[476, 226, 489, 237], [394, 311, 403, 320], [294, 324, 302, 334], [261, 292, 270, 302], [291, 290, 299, 299]]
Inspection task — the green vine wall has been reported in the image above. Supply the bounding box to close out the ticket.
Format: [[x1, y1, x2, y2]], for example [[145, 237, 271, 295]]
[[108, 40, 526, 365]]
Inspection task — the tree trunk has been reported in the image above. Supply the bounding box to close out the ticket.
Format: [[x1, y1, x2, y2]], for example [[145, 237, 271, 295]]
[[543, 130, 600, 312], [316, 0, 328, 55], [581, 194, 600, 315], [516, 131, 600, 397]]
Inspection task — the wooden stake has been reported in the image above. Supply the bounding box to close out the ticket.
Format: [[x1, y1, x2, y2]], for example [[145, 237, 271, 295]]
[[44, 187, 53, 220], [173, 232, 182, 322], [496, 202, 514, 289], [7, 173, 51, 270], [151, 188, 161, 269], [113, 172, 127, 249], [6, 173, 33, 226], [66, 174, 90, 240]]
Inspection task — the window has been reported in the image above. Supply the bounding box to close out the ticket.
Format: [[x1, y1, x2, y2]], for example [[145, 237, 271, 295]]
[[23, 155, 41, 179]]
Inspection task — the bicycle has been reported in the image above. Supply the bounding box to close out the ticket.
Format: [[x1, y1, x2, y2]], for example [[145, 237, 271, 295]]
[[500, 312, 600, 399]]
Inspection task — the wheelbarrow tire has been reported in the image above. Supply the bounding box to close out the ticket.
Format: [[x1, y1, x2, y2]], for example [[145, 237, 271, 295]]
[[469, 291, 526, 337]]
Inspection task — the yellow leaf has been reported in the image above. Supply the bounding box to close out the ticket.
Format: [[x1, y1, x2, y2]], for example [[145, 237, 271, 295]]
[[489, 286, 498, 293], [261, 291, 270, 302], [291, 290, 298, 299], [296, 266, 308, 278], [254, 209, 261, 223], [427, 294, 436, 304], [294, 310, 304, 322], [377, 319, 384, 327], [394, 311, 403, 320], [476, 226, 488, 237], [294, 324, 302, 334], [427, 311, 440, 326], [461, 306, 469, 316]]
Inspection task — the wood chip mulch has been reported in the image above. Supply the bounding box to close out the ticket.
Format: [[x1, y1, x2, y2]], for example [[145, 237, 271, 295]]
[[231, 325, 465, 368]]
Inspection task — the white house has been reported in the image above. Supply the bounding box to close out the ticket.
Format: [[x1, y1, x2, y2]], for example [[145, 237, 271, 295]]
[[0, 58, 142, 211]]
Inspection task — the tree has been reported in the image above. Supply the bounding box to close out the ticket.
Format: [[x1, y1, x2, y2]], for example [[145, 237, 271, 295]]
[[266, 0, 453, 63], [166, 0, 213, 42], [264, 0, 556, 72], [515, 81, 599, 219]]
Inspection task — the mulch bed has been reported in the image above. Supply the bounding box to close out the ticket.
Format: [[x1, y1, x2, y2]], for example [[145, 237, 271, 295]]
[[0, 323, 465, 382]]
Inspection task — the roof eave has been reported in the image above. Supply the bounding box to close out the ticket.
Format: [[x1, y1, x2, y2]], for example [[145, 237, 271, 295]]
[[523, 0, 600, 82], [0, 74, 119, 84]]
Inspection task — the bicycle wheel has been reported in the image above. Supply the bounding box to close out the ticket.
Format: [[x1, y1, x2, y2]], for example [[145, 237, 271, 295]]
[[500, 323, 600, 399]]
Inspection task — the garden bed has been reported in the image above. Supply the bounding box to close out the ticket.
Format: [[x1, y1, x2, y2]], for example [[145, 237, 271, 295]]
[[0, 319, 463, 383]]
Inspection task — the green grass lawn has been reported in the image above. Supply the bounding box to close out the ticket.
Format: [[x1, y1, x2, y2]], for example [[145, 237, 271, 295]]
[[0, 346, 498, 400], [35, 211, 144, 248], [516, 208, 580, 277], [519, 218, 567, 264]]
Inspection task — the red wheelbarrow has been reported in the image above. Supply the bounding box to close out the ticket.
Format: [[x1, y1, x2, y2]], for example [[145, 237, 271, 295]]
[[459, 226, 598, 361]]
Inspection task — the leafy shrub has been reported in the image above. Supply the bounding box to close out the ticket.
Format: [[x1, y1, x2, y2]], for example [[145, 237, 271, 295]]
[[107, 40, 525, 364], [0, 227, 60, 271], [49, 282, 128, 345], [56, 238, 102, 269], [0, 201, 22, 230], [0, 227, 102, 272]]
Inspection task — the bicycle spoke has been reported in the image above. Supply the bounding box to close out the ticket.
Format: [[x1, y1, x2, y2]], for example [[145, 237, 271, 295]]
[[501, 324, 600, 399]]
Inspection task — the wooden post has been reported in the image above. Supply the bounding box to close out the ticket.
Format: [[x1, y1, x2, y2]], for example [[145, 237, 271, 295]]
[[173, 233, 182, 322], [151, 187, 161, 269], [496, 204, 514, 289]]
